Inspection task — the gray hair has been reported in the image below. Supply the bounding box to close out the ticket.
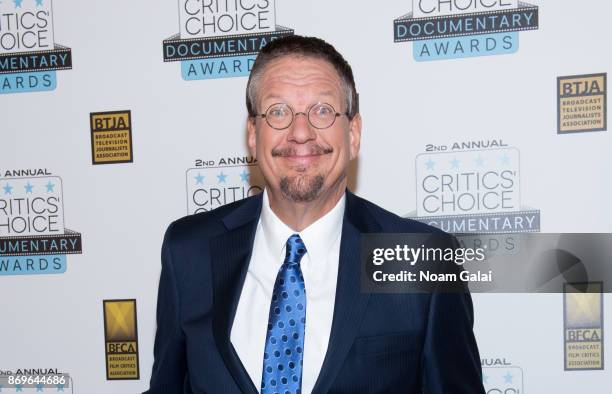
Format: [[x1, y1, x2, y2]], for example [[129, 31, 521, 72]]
[[246, 35, 358, 118]]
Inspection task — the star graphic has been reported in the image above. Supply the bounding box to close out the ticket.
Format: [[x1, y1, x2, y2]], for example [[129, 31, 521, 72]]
[[217, 171, 227, 183], [13, 0, 22, 7], [194, 173, 204, 184], [239, 170, 250, 182], [502, 372, 513, 384], [24, 182, 34, 193], [2, 183, 12, 195], [500, 154, 510, 165], [425, 158, 435, 170], [482, 374, 488, 384], [35, 0, 44, 5], [36, 383, 44, 391], [475, 156, 485, 167], [450, 158, 460, 169], [56, 383, 64, 391], [45, 181, 55, 192], [15, 384, 23, 392]]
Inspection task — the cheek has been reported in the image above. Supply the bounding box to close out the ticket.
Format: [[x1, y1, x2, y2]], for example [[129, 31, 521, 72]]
[[257, 133, 281, 160], [256, 131, 273, 151], [328, 131, 351, 157]]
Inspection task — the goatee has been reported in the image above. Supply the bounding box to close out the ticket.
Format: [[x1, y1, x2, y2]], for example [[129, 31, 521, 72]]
[[279, 174, 324, 202]]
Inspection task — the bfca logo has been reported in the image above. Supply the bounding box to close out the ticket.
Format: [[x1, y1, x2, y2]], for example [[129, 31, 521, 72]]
[[564, 283, 604, 370], [163, 0, 293, 80], [0, 170, 82, 275], [393, 0, 539, 61], [0, 0, 72, 93]]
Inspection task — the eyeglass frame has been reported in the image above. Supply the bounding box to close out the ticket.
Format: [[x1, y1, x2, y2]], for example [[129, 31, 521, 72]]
[[250, 102, 351, 130]]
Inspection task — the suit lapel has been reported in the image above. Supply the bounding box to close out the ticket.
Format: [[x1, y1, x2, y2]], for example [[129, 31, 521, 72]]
[[312, 191, 380, 394], [210, 194, 262, 394]]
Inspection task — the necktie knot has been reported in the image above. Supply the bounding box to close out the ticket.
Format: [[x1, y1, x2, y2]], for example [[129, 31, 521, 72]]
[[285, 234, 306, 265]]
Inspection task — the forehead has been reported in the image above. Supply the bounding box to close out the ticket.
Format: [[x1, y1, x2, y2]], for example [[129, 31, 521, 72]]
[[257, 55, 343, 103]]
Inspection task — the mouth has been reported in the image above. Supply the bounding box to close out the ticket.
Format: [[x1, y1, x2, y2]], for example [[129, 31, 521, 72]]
[[281, 154, 323, 168], [272, 146, 333, 157], [283, 152, 325, 159], [272, 146, 333, 169]]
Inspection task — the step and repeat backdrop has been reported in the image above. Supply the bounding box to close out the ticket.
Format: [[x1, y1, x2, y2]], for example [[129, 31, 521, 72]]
[[1, 0, 611, 392]]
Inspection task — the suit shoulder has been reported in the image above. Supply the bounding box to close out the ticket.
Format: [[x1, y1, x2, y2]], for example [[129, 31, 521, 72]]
[[164, 195, 255, 242], [353, 194, 448, 236]]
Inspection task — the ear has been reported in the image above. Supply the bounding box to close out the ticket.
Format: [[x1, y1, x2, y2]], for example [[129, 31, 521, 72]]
[[348, 113, 362, 160], [247, 116, 257, 159]]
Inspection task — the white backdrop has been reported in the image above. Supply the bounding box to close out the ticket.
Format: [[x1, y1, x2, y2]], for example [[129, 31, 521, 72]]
[[2, 0, 611, 392]]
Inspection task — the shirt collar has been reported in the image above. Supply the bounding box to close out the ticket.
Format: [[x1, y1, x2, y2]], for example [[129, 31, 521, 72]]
[[260, 188, 346, 264]]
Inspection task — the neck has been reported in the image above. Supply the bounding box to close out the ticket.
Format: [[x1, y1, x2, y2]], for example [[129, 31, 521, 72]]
[[266, 179, 346, 232]]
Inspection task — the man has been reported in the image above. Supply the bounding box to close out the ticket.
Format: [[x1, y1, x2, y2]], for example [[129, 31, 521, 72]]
[[146, 35, 485, 394]]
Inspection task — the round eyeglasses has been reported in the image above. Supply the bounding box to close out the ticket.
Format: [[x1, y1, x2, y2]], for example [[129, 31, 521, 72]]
[[252, 102, 349, 130]]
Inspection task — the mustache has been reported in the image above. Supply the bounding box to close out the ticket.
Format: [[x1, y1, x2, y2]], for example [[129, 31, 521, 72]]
[[271, 145, 333, 157]]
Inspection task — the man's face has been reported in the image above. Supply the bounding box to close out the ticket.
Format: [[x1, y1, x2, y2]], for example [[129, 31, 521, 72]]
[[247, 55, 361, 203]]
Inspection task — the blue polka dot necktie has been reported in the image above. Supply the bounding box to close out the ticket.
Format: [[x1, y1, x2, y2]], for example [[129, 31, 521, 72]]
[[261, 234, 307, 394]]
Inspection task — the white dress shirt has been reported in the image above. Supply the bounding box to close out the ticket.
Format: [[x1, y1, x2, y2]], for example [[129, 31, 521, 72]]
[[230, 189, 345, 393]]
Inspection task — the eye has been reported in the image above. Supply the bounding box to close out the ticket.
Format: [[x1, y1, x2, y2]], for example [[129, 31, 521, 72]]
[[268, 105, 289, 118], [313, 104, 334, 117]]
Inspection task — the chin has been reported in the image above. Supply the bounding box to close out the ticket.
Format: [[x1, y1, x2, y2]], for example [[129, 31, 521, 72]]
[[279, 174, 325, 203]]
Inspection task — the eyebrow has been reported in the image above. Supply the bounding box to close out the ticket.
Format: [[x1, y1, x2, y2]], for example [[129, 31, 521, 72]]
[[260, 91, 337, 103], [260, 94, 284, 102]]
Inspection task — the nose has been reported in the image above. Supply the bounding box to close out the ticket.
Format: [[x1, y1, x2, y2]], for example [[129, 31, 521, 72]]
[[286, 112, 317, 143]]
